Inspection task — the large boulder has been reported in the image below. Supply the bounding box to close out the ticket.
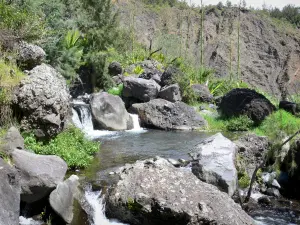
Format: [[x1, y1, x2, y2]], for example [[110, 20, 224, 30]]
[[11, 149, 67, 203], [49, 175, 80, 224], [235, 134, 269, 179], [90, 92, 133, 130], [279, 100, 300, 115], [13, 64, 70, 139], [15, 41, 46, 70], [122, 77, 161, 102], [189, 133, 238, 196], [158, 83, 182, 102], [137, 60, 164, 84], [129, 99, 207, 130], [160, 66, 183, 86], [191, 84, 213, 102], [106, 157, 255, 225], [0, 158, 20, 225], [0, 126, 24, 155], [108, 61, 123, 76], [218, 88, 276, 123]]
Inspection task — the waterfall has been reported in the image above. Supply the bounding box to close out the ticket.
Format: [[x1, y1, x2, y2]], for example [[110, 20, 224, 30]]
[[19, 216, 43, 225], [84, 189, 128, 225], [128, 114, 143, 132]]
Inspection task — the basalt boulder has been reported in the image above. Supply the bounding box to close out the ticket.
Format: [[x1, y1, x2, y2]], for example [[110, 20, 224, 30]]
[[218, 88, 276, 123], [191, 84, 213, 103], [106, 157, 255, 225], [158, 83, 182, 102], [129, 99, 207, 130]]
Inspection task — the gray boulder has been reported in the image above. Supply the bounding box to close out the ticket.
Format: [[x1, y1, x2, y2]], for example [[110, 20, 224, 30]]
[[13, 64, 70, 139], [122, 77, 161, 102], [191, 84, 213, 102], [0, 158, 20, 225], [49, 175, 80, 223], [219, 88, 276, 124], [0, 126, 24, 154], [160, 66, 182, 86], [235, 134, 269, 179], [11, 149, 67, 203], [158, 83, 182, 102], [129, 99, 207, 130], [108, 61, 123, 76], [16, 41, 46, 70], [189, 133, 238, 196], [106, 157, 255, 225], [91, 92, 133, 130]]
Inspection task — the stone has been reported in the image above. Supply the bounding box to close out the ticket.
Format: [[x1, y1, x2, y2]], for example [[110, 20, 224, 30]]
[[160, 66, 182, 86], [272, 179, 281, 189], [279, 100, 299, 115], [129, 99, 207, 130], [0, 158, 20, 225], [106, 157, 255, 225], [0, 126, 24, 154], [218, 88, 276, 123], [158, 83, 182, 102], [11, 149, 67, 203], [122, 77, 161, 102], [189, 133, 238, 196], [90, 92, 133, 130], [167, 158, 181, 167], [258, 196, 271, 205], [108, 61, 123, 76], [49, 175, 80, 224], [15, 41, 46, 70], [13, 64, 70, 139], [265, 188, 280, 197], [191, 84, 214, 102]]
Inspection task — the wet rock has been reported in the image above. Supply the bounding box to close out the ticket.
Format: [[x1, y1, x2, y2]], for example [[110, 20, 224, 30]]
[[13, 64, 70, 139], [158, 83, 182, 102], [258, 196, 271, 205], [122, 77, 160, 102], [265, 188, 280, 198], [272, 179, 281, 189], [191, 84, 213, 102], [106, 157, 255, 225], [190, 133, 238, 196], [49, 175, 80, 223], [167, 158, 181, 167], [129, 99, 207, 130], [90, 92, 133, 130], [219, 88, 276, 123], [11, 150, 67, 203], [0, 158, 20, 225]]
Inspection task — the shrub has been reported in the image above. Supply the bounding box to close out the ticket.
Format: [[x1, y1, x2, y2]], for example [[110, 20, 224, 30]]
[[226, 115, 254, 131], [238, 171, 251, 189], [23, 127, 100, 169], [107, 83, 124, 96], [208, 79, 249, 96]]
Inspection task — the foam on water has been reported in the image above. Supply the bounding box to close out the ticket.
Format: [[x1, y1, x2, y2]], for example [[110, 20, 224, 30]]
[[19, 216, 43, 225]]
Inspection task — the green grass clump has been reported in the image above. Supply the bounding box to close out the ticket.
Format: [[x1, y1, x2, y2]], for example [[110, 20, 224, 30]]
[[107, 83, 124, 96], [23, 127, 100, 169], [238, 171, 251, 189]]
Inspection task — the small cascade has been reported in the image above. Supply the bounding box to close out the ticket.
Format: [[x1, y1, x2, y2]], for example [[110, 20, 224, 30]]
[[19, 216, 43, 225], [84, 189, 128, 225], [128, 114, 144, 132], [72, 108, 83, 129], [72, 100, 94, 131]]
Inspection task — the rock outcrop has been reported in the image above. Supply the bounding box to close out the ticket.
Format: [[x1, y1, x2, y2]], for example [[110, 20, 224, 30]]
[[160, 66, 182, 86], [13, 64, 70, 139], [49, 175, 80, 224], [0, 158, 20, 225], [130, 99, 207, 130], [158, 83, 182, 102], [218, 88, 276, 123], [191, 84, 213, 103], [90, 92, 133, 130], [189, 133, 238, 196], [122, 77, 161, 102], [11, 149, 67, 203], [106, 157, 255, 225]]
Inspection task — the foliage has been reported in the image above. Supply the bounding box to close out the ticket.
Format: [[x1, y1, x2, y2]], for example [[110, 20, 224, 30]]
[[108, 83, 124, 96], [133, 65, 144, 75], [268, 5, 300, 28], [226, 115, 254, 131], [208, 79, 249, 96], [23, 127, 100, 169], [238, 170, 250, 189]]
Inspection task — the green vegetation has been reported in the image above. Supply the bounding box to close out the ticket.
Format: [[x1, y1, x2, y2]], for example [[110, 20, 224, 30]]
[[238, 170, 251, 189], [108, 83, 124, 96], [23, 127, 100, 169]]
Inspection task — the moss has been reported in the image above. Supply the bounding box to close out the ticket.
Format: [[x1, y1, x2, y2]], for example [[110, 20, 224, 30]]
[[238, 170, 251, 189], [127, 197, 143, 212]]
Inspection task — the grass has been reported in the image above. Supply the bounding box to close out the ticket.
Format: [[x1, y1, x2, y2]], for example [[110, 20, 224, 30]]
[[23, 127, 100, 169]]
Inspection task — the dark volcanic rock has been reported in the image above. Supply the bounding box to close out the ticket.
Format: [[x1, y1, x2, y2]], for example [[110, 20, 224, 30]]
[[0, 158, 20, 225], [129, 99, 207, 130], [108, 61, 123, 76], [219, 88, 276, 123], [279, 100, 300, 115], [160, 66, 183, 86], [191, 84, 213, 102], [158, 83, 182, 102], [106, 157, 255, 225]]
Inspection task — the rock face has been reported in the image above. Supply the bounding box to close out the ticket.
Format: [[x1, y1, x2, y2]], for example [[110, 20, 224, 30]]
[[218, 88, 276, 123], [130, 99, 207, 130], [11, 149, 67, 203], [160, 66, 182, 86], [0, 158, 20, 225], [16, 41, 46, 70], [122, 77, 161, 102], [235, 134, 269, 178], [0, 126, 24, 154], [191, 84, 213, 102], [106, 157, 254, 225], [90, 92, 133, 130], [13, 64, 70, 139], [158, 83, 182, 102], [49, 175, 80, 223], [189, 133, 238, 196]]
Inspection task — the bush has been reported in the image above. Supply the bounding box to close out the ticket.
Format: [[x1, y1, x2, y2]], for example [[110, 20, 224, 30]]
[[226, 115, 254, 131], [24, 127, 100, 169], [108, 83, 124, 96]]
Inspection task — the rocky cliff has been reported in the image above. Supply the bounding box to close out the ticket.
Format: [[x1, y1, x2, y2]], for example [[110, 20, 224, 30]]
[[116, 1, 300, 98]]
